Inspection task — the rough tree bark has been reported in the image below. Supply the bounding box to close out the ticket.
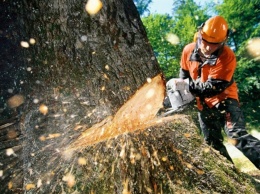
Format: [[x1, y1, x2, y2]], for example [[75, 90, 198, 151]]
[[0, 0, 258, 193]]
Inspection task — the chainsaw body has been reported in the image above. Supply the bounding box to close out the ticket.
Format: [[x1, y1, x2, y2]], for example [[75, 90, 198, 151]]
[[162, 78, 195, 116]]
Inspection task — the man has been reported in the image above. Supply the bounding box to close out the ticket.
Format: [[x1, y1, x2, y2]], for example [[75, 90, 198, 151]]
[[179, 15, 260, 169]]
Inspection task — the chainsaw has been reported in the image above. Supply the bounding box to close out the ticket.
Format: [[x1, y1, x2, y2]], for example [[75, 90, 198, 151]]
[[160, 78, 195, 116]]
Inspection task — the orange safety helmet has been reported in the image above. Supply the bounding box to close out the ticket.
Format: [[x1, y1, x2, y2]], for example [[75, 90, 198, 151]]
[[200, 16, 229, 43]]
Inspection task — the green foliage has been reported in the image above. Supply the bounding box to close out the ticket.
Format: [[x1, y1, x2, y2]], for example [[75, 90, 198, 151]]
[[235, 57, 260, 97], [142, 0, 208, 80], [241, 97, 260, 132], [235, 44, 258, 91], [216, 0, 260, 50], [235, 57, 260, 131], [142, 14, 180, 78]]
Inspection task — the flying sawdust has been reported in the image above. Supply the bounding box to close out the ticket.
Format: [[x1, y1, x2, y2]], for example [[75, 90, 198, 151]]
[[68, 74, 171, 150]]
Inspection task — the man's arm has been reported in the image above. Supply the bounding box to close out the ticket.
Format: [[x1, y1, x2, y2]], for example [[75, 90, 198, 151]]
[[190, 77, 234, 98], [179, 68, 191, 79]]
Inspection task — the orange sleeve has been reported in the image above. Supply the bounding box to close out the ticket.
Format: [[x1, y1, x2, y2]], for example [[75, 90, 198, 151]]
[[180, 43, 196, 71], [180, 46, 189, 70]]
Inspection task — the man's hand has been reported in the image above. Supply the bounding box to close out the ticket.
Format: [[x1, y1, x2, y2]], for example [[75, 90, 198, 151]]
[[189, 78, 202, 96]]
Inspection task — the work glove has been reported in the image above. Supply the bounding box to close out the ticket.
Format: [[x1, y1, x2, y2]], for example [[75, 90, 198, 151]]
[[189, 78, 203, 96]]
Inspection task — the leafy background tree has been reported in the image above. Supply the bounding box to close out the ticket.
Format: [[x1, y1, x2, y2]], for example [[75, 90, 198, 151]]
[[142, 14, 177, 78], [216, 0, 260, 50], [142, 0, 209, 79]]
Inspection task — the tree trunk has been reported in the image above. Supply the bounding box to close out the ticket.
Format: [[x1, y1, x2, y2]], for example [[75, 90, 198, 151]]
[[0, 0, 258, 193]]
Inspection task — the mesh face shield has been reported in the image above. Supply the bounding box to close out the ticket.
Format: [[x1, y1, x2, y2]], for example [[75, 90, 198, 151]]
[[196, 31, 225, 61]]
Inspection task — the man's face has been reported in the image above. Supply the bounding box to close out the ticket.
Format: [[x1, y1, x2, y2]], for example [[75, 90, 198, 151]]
[[199, 38, 223, 56]]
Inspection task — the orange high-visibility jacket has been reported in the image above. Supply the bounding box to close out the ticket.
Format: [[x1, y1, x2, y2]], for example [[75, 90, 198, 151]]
[[180, 42, 239, 108]]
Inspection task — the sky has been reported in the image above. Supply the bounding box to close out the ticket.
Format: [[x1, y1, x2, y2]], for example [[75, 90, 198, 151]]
[[149, 0, 173, 14], [149, 0, 213, 15]]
